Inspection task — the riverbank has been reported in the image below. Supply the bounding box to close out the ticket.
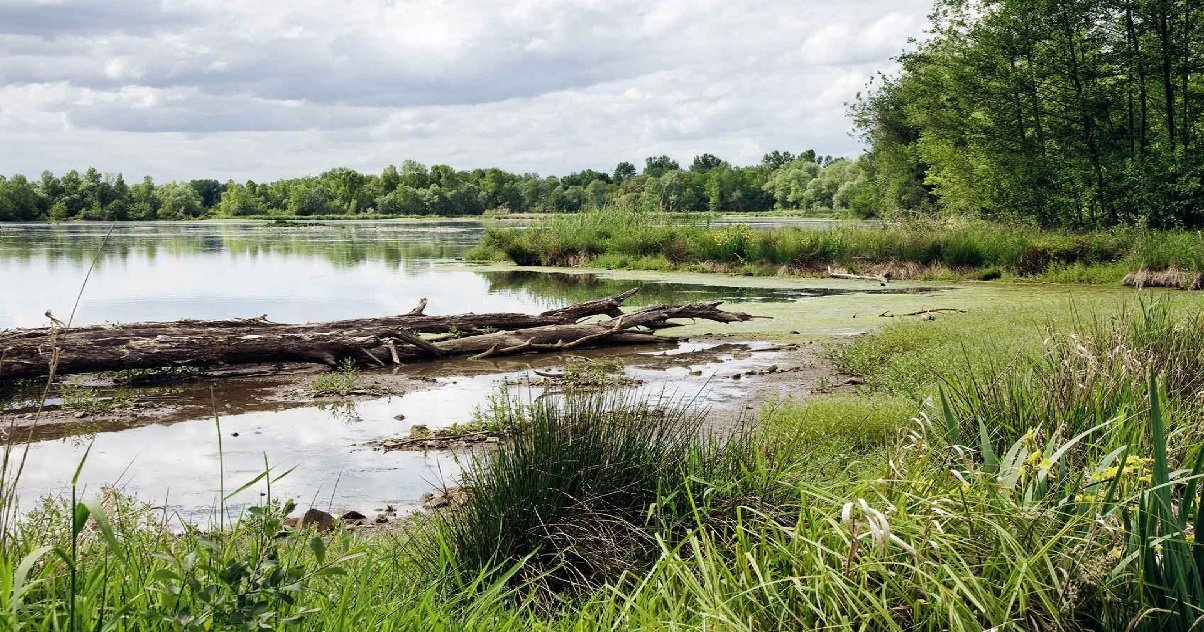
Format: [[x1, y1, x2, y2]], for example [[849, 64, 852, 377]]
[[468, 209, 1204, 288], [8, 289, 1204, 629]]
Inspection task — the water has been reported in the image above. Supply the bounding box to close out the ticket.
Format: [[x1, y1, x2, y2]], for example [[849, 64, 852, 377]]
[[0, 220, 947, 522]]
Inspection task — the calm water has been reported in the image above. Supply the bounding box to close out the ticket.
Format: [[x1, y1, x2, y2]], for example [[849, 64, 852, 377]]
[[0, 220, 932, 523]]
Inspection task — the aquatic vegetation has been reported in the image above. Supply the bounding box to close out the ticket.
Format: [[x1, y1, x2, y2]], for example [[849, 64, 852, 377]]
[[472, 208, 1204, 284]]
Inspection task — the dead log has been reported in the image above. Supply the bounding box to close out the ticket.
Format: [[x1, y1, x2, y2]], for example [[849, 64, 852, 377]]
[[878, 308, 967, 317], [827, 266, 887, 286], [0, 289, 755, 380]]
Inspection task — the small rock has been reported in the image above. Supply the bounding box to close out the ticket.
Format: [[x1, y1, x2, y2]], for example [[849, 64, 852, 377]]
[[790, 330, 801, 335], [298, 508, 336, 533], [423, 492, 449, 510], [73, 411, 86, 419], [231, 432, 239, 437], [485, 436, 500, 444], [689, 370, 703, 376], [422, 440, 439, 449], [730, 374, 742, 380], [340, 510, 367, 521], [375, 514, 389, 524], [394, 413, 407, 421], [765, 365, 779, 373]]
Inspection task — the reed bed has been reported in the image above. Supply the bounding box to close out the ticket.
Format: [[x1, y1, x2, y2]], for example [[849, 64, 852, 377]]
[[469, 208, 1204, 284]]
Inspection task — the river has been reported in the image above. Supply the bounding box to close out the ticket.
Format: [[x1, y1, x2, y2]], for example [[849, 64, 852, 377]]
[[0, 219, 1048, 524]]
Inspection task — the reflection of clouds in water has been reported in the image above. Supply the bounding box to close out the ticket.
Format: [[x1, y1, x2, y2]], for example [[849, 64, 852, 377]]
[[0, 223, 542, 327], [16, 393, 469, 523], [14, 343, 778, 523]]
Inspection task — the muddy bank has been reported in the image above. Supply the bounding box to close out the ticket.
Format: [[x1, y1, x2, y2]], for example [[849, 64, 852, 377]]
[[0, 335, 847, 444]]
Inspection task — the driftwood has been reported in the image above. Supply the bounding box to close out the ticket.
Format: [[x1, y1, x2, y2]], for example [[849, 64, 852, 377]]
[[0, 289, 756, 380], [878, 308, 967, 318], [826, 267, 887, 286]]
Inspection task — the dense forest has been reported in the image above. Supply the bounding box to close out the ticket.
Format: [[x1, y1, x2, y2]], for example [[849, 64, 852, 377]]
[[855, 0, 1204, 228], [0, 151, 873, 221]]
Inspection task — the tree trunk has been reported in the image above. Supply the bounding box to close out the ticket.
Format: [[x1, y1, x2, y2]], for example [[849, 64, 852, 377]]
[[0, 290, 756, 380]]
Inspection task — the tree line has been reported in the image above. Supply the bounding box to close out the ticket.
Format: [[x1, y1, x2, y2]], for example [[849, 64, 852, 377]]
[[854, 0, 1204, 228], [0, 151, 874, 221]]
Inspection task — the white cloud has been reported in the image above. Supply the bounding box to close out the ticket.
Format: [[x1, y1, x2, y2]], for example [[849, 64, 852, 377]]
[[0, 0, 931, 180]]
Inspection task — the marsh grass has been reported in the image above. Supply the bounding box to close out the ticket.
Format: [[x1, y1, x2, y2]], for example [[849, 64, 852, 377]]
[[470, 208, 1204, 283]]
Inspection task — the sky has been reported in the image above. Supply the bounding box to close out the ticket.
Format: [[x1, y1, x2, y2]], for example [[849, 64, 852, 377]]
[[0, 0, 932, 181]]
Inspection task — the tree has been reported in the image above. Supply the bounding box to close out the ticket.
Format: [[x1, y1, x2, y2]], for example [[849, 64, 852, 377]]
[[130, 176, 159, 220], [399, 160, 430, 189], [643, 155, 680, 178], [0, 175, 42, 221], [189, 179, 223, 208], [612, 161, 637, 183], [760, 150, 796, 171], [762, 159, 820, 208], [690, 153, 725, 173], [287, 180, 335, 216], [155, 182, 204, 219]]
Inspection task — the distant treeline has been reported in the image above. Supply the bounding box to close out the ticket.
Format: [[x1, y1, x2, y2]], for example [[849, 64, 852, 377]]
[[855, 0, 1204, 228], [0, 151, 874, 221]]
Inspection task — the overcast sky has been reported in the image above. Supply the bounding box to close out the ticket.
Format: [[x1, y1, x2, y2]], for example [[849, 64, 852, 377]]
[[0, 0, 932, 181]]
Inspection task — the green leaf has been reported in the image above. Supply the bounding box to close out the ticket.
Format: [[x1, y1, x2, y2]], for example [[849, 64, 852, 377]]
[[71, 441, 93, 485], [939, 387, 959, 446], [81, 499, 121, 551], [11, 546, 53, 603], [72, 502, 90, 535], [977, 418, 997, 474], [309, 536, 326, 565]]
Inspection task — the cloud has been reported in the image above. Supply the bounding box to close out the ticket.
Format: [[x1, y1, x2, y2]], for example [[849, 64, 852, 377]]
[[0, 0, 932, 180]]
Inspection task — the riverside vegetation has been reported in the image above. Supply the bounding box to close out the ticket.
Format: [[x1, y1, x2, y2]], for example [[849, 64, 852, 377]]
[[5, 294, 1204, 630], [469, 208, 1204, 286], [6, 0, 1204, 627]]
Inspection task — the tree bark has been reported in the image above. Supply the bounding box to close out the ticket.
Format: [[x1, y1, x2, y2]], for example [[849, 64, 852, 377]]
[[0, 290, 756, 380]]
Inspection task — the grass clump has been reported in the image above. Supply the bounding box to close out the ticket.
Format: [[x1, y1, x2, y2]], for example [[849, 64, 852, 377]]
[[310, 358, 359, 396], [418, 389, 784, 603]]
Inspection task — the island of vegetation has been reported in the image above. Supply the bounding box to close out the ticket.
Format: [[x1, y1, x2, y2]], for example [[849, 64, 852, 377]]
[[4, 0, 1204, 630]]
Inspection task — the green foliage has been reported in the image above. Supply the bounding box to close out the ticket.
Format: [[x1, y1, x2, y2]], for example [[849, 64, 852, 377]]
[[481, 208, 1204, 279], [763, 393, 915, 450], [2, 149, 856, 222], [419, 389, 781, 602], [855, 0, 1204, 228], [310, 359, 359, 396], [60, 385, 132, 415]]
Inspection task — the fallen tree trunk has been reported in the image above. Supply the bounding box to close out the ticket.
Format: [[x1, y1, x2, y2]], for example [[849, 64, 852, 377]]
[[0, 289, 755, 380]]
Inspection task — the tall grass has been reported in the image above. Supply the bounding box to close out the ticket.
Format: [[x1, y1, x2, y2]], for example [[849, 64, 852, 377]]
[[8, 294, 1204, 629], [470, 207, 1204, 281], [416, 389, 786, 603]]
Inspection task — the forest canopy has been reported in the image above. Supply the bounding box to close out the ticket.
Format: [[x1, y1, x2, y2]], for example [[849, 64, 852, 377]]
[[854, 0, 1204, 228], [0, 152, 871, 222]]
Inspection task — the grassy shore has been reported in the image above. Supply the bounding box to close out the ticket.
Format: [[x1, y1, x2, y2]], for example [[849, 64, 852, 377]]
[[468, 209, 1204, 286], [6, 293, 1204, 629]]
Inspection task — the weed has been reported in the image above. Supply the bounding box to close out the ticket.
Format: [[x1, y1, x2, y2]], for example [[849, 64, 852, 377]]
[[310, 358, 359, 396]]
